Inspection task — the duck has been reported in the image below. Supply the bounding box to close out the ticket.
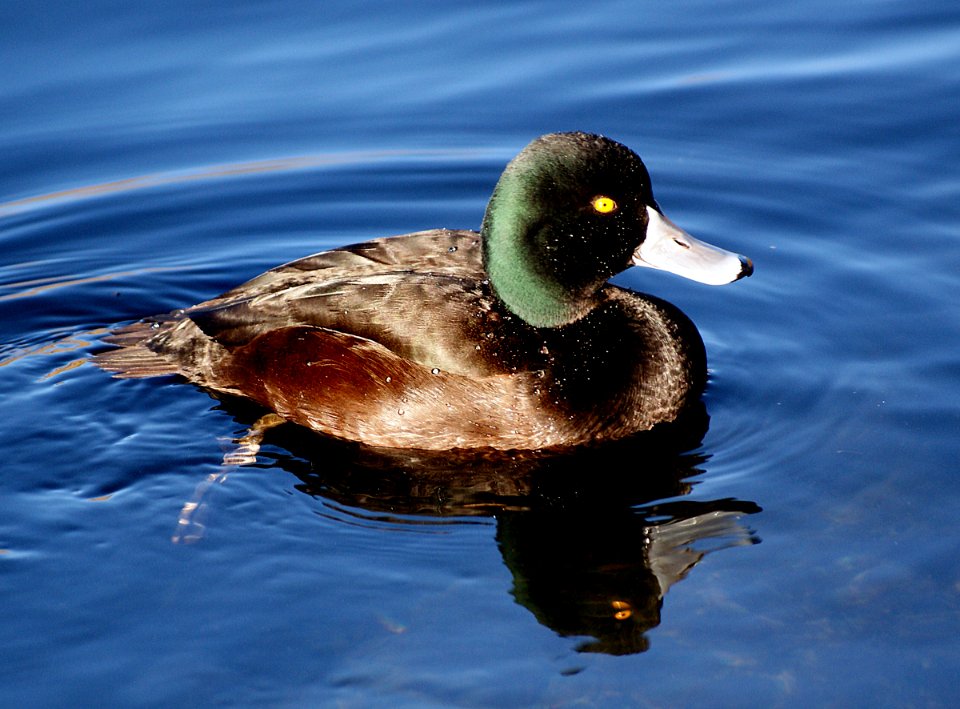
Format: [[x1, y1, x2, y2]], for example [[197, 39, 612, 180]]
[[95, 132, 752, 451]]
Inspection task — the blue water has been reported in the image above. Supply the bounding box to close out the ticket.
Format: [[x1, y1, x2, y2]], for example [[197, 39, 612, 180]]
[[3, 1, 960, 706]]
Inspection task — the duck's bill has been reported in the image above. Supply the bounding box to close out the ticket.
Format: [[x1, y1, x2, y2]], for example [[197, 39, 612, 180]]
[[632, 206, 753, 285]]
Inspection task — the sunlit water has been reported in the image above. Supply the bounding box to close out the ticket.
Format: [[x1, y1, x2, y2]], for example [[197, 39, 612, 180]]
[[2, 1, 960, 706]]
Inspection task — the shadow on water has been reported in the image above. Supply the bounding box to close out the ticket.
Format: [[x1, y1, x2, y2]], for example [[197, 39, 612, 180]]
[[202, 396, 762, 656]]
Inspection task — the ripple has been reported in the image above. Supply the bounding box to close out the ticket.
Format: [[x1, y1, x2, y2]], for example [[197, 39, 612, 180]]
[[0, 148, 492, 219]]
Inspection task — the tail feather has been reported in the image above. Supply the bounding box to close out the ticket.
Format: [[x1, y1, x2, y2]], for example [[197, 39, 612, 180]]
[[93, 321, 182, 378], [93, 344, 182, 378]]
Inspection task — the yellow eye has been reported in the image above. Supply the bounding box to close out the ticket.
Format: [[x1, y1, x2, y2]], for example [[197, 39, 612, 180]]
[[591, 196, 618, 214]]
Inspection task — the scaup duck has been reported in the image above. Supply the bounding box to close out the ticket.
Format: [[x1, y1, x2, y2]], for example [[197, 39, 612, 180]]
[[95, 132, 752, 451]]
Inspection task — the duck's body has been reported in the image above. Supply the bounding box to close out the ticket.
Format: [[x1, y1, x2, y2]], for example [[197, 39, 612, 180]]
[[96, 133, 752, 451]]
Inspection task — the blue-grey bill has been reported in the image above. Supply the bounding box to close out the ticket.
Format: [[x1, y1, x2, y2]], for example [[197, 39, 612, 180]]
[[632, 206, 753, 285]]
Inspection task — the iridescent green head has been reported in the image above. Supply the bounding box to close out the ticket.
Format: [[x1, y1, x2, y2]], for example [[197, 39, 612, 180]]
[[481, 132, 751, 328]]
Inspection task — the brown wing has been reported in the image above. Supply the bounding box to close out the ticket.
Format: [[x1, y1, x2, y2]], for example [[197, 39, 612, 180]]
[[199, 325, 572, 450]]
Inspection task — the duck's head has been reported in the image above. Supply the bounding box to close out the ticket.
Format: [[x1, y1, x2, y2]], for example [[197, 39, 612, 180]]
[[481, 132, 753, 328]]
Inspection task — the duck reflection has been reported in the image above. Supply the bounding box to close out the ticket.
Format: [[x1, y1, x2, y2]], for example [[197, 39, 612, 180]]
[[496, 500, 759, 654], [201, 400, 760, 655]]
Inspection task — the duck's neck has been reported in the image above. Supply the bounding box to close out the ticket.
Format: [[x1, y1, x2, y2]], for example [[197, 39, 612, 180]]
[[481, 176, 598, 329]]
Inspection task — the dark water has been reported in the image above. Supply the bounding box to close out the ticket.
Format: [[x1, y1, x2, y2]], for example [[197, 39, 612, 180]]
[[3, 1, 960, 706]]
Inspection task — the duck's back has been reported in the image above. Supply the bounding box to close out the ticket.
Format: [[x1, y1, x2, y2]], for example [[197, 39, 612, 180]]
[[100, 230, 502, 375]]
